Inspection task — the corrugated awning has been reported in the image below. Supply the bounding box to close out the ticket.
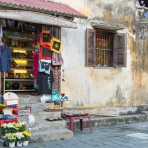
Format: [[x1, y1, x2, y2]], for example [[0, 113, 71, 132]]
[[0, 10, 77, 28]]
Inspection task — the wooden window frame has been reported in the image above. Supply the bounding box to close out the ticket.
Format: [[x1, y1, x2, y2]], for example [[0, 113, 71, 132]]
[[86, 28, 127, 68]]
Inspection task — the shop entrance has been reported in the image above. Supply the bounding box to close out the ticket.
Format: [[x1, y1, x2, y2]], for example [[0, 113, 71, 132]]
[[0, 19, 62, 95]]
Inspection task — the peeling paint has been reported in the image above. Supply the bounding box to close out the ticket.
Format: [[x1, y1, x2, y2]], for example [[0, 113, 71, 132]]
[[52, 0, 148, 108]]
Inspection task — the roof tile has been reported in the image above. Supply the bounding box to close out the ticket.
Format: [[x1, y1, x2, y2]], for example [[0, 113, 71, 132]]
[[0, 0, 85, 18]]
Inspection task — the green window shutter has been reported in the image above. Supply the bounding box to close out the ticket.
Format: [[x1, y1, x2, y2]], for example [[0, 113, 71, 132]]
[[85, 29, 96, 66], [113, 33, 127, 67]]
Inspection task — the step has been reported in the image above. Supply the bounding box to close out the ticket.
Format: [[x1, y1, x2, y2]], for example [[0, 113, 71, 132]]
[[19, 95, 41, 105], [30, 120, 67, 131], [34, 111, 61, 120], [30, 103, 48, 113], [31, 128, 73, 142]]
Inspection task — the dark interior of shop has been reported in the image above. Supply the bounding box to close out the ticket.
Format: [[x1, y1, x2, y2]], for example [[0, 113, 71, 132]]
[[0, 19, 61, 95]]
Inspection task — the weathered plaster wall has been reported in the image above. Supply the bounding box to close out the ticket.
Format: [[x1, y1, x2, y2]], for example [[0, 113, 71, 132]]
[[132, 23, 148, 105], [61, 25, 133, 107], [57, 0, 139, 107]]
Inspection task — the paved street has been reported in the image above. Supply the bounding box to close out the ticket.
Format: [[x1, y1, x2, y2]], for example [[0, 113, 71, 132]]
[[27, 122, 148, 148]]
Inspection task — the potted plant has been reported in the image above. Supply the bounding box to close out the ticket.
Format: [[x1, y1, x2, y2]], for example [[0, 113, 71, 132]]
[[22, 131, 32, 146], [14, 122, 26, 132], [16, 132, 24, 147], [4, 133, 16, 148], [1, 123, 17, 135]]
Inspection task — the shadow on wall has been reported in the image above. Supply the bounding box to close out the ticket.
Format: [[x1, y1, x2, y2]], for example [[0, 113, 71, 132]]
[[105, 85, 127, 107], [129, 88, 148, 106], [105, 84, 148, 107]]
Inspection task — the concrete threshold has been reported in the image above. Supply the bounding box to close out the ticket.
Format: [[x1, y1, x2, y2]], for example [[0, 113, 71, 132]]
[[90, 113, 148, 128]]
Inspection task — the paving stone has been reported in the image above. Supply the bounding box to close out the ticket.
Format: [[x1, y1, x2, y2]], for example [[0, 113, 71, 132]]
[[31, 128, 73, 142], [25, 121, 148, 148]]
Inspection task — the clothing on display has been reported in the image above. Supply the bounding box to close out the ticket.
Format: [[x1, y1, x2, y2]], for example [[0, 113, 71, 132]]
[[39, 47, 52, 61], [52, 66, 61, 90], [33, 52, 39, 79], [0, 45, 12, 72], [39, 60, 51, 75], [51, 38, 62, 54], [0, 19, 63, 95], [37, 72, 54, 94], [0, 25, 3, 38], [52, 52, 63, 66]]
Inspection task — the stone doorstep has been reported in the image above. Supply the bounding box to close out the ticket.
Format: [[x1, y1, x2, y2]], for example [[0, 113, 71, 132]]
[[63, 106, 147, 117], [91, 114, 148, 127], [31, 120, 67, 132], [34, 111, 61, 120], [30, 103, 48, 113], [31, 128, 73, 142], [63, 108, 99, 116]]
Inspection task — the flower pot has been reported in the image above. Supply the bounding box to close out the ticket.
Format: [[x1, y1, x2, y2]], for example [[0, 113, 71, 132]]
[[17, 141, 23, 147], [23, 141, 29, 146], [9, 142, 15, 148]]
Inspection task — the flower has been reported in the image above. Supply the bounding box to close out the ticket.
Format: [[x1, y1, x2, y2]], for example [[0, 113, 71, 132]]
[[4, 133, 17, 142], [23, 131, 32, 140], [16, 132, 24, 140], [14, 122, 26, 132]]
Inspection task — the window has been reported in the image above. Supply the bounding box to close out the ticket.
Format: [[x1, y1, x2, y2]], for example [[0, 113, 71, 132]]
[[86, 28, 127, 67], [96, 29, 113, 66]]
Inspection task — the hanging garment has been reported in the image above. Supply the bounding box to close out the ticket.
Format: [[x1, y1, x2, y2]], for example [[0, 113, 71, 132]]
[[39, 60, 51, 75], [52, 53, 63, 66], [37, 72, 52, 94], [0, 25, 3, 38], [52, 66, 61, 91], [0, 45, 12, 72], [39, 47, 52, 61], [33, 52, 39, 79]]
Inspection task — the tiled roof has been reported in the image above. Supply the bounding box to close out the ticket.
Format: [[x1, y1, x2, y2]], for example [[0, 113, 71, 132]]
[[0, 0, 86, 18]]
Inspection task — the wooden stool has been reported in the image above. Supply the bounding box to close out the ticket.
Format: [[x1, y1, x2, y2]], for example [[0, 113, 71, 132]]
[[64, 114, 92, 133]]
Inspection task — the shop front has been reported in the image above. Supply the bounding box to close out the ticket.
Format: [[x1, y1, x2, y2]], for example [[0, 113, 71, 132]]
[[0, 0, 86, 145], [0, 1, 85, 99], [0, 19, 62, 94]]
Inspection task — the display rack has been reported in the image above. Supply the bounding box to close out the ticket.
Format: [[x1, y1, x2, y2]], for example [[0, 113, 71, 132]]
[[3, 30, 35, 93]]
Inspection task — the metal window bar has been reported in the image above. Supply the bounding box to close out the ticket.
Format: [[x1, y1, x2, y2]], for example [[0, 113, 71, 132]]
[[96, 31, 113, 66]]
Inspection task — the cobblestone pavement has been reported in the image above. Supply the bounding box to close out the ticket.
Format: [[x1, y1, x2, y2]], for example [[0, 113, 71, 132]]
[[4, 122, 148, 148]]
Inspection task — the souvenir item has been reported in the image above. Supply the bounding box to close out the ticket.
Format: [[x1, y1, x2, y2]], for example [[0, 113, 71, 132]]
[[51, 37, 62, 54], [39, 60, 51, 74], [39, 31, 51, 49], [39, 47, 52, 60]]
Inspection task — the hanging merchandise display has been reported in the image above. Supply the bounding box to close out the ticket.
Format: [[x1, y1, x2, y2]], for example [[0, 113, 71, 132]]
[[39, 31, 52, 47], [39, 60, 51, 75], [51, 37, 63, 54], [52, 66, 61, 90], [0, 25, 3, 38], [37, 72, 53, 94], [33, 51, 39, 79], [0, 44, 12, 72], [1, 20, 37, 92], [52, 52, 63, 66], [39, 47, 52, 61], [38, 31, 52, 61], [36, 30, 64, 95], [0, 19, 64, 97]]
